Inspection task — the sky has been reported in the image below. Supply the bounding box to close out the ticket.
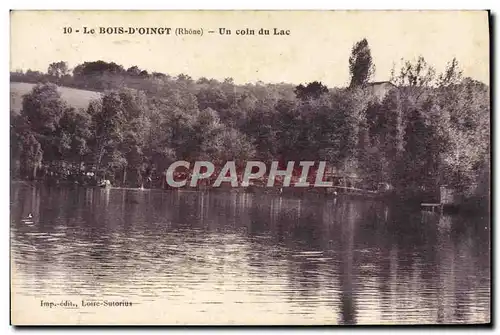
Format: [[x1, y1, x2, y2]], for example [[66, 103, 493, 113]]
[[10, 10, 490, 87]]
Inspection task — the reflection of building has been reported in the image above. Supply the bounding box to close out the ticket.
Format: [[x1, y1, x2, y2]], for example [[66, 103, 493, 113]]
[[366, 81, 396, 101]]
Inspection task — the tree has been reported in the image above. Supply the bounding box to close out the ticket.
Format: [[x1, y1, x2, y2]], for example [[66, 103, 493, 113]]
[[73, 61, 125, 77], [90, 91, 126, 175], [56, 107, 92, 169], [47, 61, 69, 79], [20, 133, 43, 180], [20, 83, 68, 167], [126, 66, 142, 77], [23, 69, 46, 83], [189, 107, 224, 161], [87, 88, 153, 184], [391, 56, 436, 87], [398, 95, 445, 192], [196, 87, 229, 113], [312, 92, 359, 170], [437, 78, 489, 191], [21, 83, 66, 134], [348, 38, 375, 88], [73, 61, 125, 90], [294, 81, 329, 101], [275, 98, 303, 161], [437, 58, 463, 87], [364, 90, 404, 180], [242, 98, 279, 162], [213, 128, 256, 168], [119, 89, 151, 186], [10, 111, 29, 178]]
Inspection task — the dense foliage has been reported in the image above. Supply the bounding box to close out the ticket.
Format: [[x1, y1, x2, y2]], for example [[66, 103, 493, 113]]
[[10, 40, 490, 199]]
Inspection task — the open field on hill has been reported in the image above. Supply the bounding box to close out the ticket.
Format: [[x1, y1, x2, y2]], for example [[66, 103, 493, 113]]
[[10, 82, 101, 113]]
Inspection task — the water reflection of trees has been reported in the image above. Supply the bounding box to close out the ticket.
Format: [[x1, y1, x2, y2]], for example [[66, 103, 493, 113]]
[[10, 185, 490, 324]]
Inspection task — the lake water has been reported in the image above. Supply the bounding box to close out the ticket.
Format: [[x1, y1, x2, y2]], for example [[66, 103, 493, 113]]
[[10, 183, 491, 325]]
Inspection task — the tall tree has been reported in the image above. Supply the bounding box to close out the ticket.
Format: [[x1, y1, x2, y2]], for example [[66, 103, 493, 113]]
[[20, 83, 67, 165], [89, 92, 126, 174], [119, 89, 151, 185], [348, 38, 375, 88]]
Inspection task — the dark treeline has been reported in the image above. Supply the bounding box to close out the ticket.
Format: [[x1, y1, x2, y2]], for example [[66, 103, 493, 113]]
[[10, 39, 490, 200]]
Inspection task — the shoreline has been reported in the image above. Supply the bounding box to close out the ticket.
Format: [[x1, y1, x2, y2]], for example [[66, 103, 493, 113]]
[[10, 179, 489, 216]]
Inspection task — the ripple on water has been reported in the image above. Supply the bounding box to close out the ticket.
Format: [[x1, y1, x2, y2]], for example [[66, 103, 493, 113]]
[[10, 184, 491, 325]]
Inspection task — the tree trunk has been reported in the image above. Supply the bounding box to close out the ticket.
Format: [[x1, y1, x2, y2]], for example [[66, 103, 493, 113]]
[[122, 167, 127, 186], [32, 165, 37, 180], [137, 168, 142, 187], [96, 144, 105, 172]]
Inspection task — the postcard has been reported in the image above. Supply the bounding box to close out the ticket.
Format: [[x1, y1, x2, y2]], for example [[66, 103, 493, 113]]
[[10, 10, 491, 325]]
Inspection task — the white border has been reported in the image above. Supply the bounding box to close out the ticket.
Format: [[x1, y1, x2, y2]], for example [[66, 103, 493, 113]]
[[2, 1, 499, 10], [2, 1, 497, 334]]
